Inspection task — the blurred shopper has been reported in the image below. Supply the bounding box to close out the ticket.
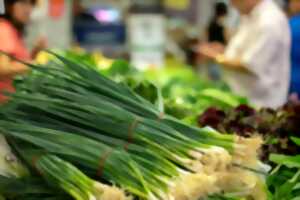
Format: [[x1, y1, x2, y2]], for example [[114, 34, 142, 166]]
[[0, 0, 46, 102], [205, 2, 229, 80], [0, 0, 47, 172], [200, 0, 291, 108], [208, 2, 229, 45], [286, 0, 300, 96]]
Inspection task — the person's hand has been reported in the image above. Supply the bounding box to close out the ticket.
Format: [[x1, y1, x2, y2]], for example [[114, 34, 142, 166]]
[[210, 42, 225, 53], [198, 44, 218, 59], [32, 36, 48, 59], [34, 36, 48, 51], [198, 42, 225, 60]]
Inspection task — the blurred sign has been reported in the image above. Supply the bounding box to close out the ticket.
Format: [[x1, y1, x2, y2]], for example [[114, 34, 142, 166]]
[[0, 0, 4, 14], [73, 22, 125, 46], [49, 0, 65, 19], [164, 0, 190, 10], [128, 14, 166, 70]]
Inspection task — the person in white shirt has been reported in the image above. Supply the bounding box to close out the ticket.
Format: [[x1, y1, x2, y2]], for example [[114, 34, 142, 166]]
[[200, 0, 291, 108]]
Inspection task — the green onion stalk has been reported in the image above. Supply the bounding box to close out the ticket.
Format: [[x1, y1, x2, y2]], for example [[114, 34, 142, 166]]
[[32, 153, 130, 200], [0, 122, 163, 199]]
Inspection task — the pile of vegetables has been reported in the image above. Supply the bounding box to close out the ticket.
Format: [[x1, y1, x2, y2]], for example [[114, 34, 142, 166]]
[[198, 102, 300, 200], [198, 102, 300, 162], [0, 52, 267, 200]]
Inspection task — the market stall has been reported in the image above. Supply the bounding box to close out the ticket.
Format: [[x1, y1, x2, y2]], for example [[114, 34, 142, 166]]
[[0, 51, 297, 200], [0, 0, 299, 200]]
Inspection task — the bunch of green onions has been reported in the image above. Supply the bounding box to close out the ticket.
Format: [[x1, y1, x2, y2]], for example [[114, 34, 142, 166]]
[[34, 154, 129, 200], [0, 52, 261, 200], [0, 121, 167, 199]]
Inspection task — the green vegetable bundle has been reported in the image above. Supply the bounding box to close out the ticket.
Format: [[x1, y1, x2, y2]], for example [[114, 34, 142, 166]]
[[0, 52, 265, 200], [22, 148, 130, 200]]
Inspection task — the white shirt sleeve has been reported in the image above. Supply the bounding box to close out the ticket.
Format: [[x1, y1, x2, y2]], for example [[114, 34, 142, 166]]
[[241, 24, 278, 76]]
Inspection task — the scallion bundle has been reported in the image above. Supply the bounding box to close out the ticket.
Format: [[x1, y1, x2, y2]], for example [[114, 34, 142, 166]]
[[35, 154, 129, 200], [0, 52, 266, 200]]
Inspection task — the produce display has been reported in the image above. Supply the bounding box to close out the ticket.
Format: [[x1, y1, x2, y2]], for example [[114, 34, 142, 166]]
[[198, 103, 300, 200], [0, 52, 267, 200], [198, 102, 300, 161], [0, 50, 299, 200]]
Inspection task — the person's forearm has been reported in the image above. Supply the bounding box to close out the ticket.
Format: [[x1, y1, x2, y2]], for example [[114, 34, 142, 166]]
[[215, 54, 251, 73], [0, 59, 28, 78], [0, 54, 29, 78]]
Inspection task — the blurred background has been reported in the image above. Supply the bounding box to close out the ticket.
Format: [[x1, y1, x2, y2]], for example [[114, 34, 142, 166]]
[[24, 0, 285, 68]]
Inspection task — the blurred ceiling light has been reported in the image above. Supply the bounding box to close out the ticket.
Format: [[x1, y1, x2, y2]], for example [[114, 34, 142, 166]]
[[93, 8, 120, 24]]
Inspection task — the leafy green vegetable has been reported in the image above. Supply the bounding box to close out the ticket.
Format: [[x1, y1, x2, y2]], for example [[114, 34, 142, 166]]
[[198, 102, 300, 162]]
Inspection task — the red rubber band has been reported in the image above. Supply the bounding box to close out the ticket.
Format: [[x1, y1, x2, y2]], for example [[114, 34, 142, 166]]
[[97, 149, 114, 177], [32, 154, 45, 175], [124, 117, 140, 151]]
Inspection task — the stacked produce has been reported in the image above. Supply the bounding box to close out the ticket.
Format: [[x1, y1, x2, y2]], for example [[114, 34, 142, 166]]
[[0, 52, 266, 200], [198, 102, 300, 162], [198, 102, 300, 200]]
